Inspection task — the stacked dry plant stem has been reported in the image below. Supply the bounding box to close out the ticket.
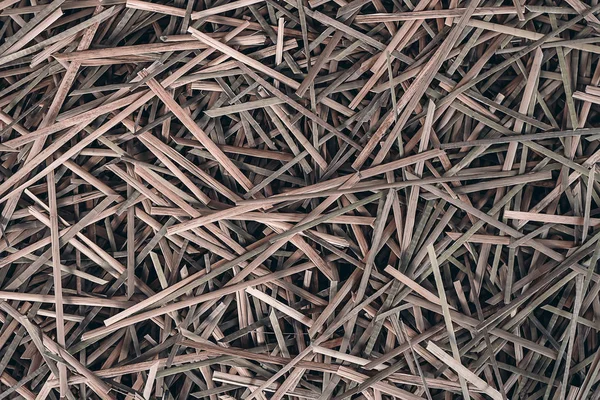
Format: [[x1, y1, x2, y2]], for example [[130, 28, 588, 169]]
[[2, 0, 600, 399]]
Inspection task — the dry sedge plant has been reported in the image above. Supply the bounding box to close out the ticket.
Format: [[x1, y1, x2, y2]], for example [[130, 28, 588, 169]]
[[0, 0, 599, 399]]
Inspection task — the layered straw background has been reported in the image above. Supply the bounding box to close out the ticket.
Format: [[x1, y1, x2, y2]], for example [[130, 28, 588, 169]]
[[0, 0, 599, 399]]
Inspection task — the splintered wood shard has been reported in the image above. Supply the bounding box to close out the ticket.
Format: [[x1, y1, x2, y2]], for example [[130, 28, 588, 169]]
[[0, 0, 599, 399]]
